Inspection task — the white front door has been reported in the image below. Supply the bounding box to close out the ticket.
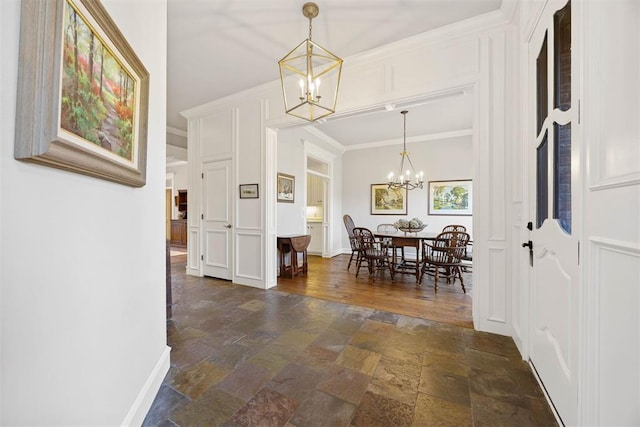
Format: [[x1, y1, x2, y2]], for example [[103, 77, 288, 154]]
[[526, 1, 579, 424], [202, 159, 233, 280]]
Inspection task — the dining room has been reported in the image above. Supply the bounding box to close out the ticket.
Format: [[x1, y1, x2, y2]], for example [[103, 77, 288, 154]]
[[275, 93, 475, 328]]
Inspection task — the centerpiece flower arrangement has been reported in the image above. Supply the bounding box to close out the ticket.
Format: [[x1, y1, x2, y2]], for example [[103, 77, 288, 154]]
[[394, 218, 426, 232]]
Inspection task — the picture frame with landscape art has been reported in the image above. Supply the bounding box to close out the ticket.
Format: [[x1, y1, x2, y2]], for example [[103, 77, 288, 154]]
[[370, 184, 407, 215], [277, 173, 295, 203], [428, 180, 472, 216], [239, 184, 259, 199], [14, 0, 150, 187]]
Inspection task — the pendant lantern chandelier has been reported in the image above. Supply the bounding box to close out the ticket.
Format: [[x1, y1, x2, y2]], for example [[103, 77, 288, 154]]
[[388, 110, 424, 190], [278, 2, 343, 122]]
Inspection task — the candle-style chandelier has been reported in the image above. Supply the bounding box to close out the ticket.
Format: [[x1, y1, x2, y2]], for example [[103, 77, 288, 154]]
[[388, 110, 424, 190], [278, 2, 343, 122]]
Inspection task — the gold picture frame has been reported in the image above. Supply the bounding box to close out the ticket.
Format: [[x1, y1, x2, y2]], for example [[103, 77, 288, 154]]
[[428, 180, 473, 216], [370, 184, 408, 215], [277, 173, 295, 203], [14, 0, 150, 187]]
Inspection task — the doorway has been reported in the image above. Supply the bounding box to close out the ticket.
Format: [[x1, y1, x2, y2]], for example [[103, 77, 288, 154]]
[[306, 156, 330, 256], [304, 140, 336, 258]]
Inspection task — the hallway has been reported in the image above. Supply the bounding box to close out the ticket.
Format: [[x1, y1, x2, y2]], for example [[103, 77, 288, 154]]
[[144, 255, 557, 426]]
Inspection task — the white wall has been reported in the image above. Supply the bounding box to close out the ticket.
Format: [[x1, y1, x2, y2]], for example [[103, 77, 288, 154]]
[[579, 1, 640, 424], [276, 130, 306, 235], [1, 1, 169, 425], [276, 126, 344, 254], [341, 136, 473, 250]]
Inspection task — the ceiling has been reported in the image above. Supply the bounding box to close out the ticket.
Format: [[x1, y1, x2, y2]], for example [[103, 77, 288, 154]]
[[167, 0, 502, 147]]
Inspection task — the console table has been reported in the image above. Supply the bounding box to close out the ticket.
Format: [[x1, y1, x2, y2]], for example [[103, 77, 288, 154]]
[[277, 234, 311, 278]]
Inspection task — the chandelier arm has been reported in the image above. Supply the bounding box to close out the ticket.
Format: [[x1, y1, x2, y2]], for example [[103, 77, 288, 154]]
[[406, 154, 417, 176], [399, 155, 406, 182]]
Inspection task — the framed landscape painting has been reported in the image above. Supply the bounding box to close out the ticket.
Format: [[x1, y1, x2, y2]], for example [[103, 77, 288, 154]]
[[371, 184, 407, 215], [239, 184, 259, 199], [277, 173, 295, 203], [14, 0, 150, 187], [428, 180, 472, 215]]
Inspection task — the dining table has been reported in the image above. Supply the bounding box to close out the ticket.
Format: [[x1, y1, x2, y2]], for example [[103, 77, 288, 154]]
[[374, 230, 438, 282]]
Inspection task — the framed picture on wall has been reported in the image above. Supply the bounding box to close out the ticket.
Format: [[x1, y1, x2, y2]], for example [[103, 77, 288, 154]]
[[277, 173, 295, 203], [428, 180, 472, 215], [14, 0, 150, 187], [239, 184, 259, 199], [370, 184, 408, 215]]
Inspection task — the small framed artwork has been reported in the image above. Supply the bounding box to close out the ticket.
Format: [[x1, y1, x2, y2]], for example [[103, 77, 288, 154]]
[[370, 184, 408, 215], [14, 0, 149, 187], [428, 180, 473, 215], [277, 173, 295, 203], [239, 184, 259, 199]]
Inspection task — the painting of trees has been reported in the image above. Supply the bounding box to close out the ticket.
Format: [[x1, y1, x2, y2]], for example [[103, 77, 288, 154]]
[[60, 0, 136, 161], [429, 180, 472, 215]]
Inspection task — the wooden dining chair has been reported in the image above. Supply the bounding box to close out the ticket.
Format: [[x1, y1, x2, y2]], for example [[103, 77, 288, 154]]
[[343, 214, 358, 270], [442, 224, 467, 232], [419, 231, 470, 292], [353, 227, 394, 281], [376, 223, 402, 261], [441, 225, 471, 272], [461, 240, 473, 272]]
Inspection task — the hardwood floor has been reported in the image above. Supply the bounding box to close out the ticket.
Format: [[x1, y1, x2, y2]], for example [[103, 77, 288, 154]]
[[276, 254, 473, 329]]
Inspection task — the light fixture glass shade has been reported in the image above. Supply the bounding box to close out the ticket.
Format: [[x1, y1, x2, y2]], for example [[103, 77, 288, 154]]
[[279, 39, 342, 122]]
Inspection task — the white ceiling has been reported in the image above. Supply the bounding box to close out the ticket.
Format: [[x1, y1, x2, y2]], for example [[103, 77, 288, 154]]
[[311, 91, 473, 147], [167, 0, 502, 147]]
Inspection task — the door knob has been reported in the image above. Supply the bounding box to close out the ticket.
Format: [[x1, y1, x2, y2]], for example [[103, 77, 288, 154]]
[[522, 240, 533, 250], [224, 224, 232, 229]]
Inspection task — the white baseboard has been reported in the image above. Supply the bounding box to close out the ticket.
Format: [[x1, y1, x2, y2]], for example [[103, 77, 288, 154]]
[[121, 345, 171, 426], [186, 267, 201, 277]]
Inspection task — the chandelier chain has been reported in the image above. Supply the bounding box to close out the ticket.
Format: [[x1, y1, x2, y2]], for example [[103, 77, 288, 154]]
[[387, 110, 424, 191]]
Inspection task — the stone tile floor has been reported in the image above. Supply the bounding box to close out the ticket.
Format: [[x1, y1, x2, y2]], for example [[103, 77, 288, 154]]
[[144, 262, 558, 426]]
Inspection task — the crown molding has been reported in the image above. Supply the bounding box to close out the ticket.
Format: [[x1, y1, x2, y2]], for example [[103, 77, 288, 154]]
[[181, 79, 280, 121], [346, 7, 512, 67], [166, 159, 188, 167], [343, 129, 473, 152], [302, 126, 346, 154], [180, 7, 512, 122], [166, 126, 187, 137], [500, 0, 519, 24]]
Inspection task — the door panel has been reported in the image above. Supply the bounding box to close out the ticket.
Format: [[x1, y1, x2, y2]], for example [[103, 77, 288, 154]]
[[527, 0, 579, 424], [202, 159, 232, 280]]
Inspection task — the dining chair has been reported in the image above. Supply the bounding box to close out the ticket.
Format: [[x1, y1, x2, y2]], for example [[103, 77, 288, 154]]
[[419, 231, 470, 292], [352, 227, 394, 281], [343, 214, 358, 270], [461, 240, 473, 272], [376, 223, 402, 260], [442, 224, 467, 232], [441, 225, 471, 272]]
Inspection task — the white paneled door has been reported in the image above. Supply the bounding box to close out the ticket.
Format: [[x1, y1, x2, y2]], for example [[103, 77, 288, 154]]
[[202, 159, 233, 280], [526, 1, 579, 424]]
